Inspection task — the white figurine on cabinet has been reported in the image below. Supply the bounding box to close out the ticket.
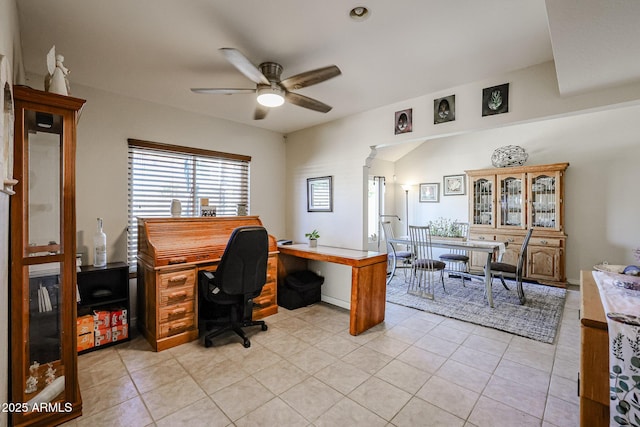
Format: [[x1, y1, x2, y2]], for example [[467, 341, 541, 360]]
[[45, 46, 70, 96]]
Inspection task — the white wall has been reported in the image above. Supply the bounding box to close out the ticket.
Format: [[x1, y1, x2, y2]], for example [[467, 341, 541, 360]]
[[0, 0, 22, 424], [286, 60, 640, 306]]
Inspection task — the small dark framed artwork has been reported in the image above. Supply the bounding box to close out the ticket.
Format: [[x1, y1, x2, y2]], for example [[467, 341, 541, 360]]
[[443, 174, 466, 196], [434, 95, 455, 124], [394, 109, 412, 135], [482, 83, 509, 116], [419, 183, 439, 203]]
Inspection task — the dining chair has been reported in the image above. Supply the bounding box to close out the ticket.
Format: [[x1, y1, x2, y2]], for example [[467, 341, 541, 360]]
[[380, 220, 412, 281], [438, 222, 470, 286], [485, 228, 533, 304], [408, 225, 446, 299]]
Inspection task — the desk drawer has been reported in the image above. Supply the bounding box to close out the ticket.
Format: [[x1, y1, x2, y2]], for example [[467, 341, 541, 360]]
[[159, 317, 195, 338], [530, 237, 562, 247], [159, 284, 194, 306], [160, 269, 196, 289], [469, 233, 495, 242], [159, 300, 195, 323]]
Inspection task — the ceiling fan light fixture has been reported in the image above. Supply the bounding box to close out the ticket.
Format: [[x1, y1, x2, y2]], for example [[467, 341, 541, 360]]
[[349, 6, 370, 21], [257, 86, 285, 107]]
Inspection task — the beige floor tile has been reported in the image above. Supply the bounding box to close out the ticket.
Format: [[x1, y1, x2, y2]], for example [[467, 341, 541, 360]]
[[482, 375, 548, 418], [130, 357, 189, 394], [141, 376, 207, 420], [314, 397, 387, 427], [117, 339, 174, 373], [210, 376, 275, 421], [291, 325, 334, 345], [428, 323, 471, 344], [287, 345, 337, 374], [76, 396, 152, 427], [493, 358, 551, 393], [543, 395, 579, 427], [78, 347, 119, 371], [552, 356, 579, 381], [170, 340, 229, 374], [383, 324, 427, 344], [364, 334, 410, 358], [266, 315, 313, 334], [154, 396, 231, 427], [416, 375, 479, 419], [227, 344, 283, 374], [252, 359, 308, 394], [397, 316, 439, 333], [235, 397, 308, 427], [396, 346, 447, 374], [391, 397, 465, 427], [314, 360, 371, 395], [280, 376, 343, 422], [261, 333, 311, 358], [192, 358, 250, 395], [462, 334, 509, 357], [471, 324, 514, 344], [468, 396, 542, 427], [450, 345, 501, 373], [341, 346, 393, 375], [78, 356, 129, 390], [315, 334, 360, 358], [374, 359, 431, 394], [348, 376, 412, 421], [503, 345, 554, 373], [554, 342, 579, 362], [80, 374, 139, 418], [549, 374, 579, 405], [509, 335, 556, 356], [440, 317, 478, 333], [413, 333, 460, 358], [436, 359, 491, 393]]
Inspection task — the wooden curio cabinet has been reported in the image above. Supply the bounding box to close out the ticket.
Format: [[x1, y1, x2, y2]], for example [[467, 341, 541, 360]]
[[466, 162, 569, 285], [9, 86, 85, 426]]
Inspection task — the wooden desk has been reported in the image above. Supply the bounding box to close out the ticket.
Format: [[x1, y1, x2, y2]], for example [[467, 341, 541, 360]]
[[579, 270, 609, 426], [277, 244, 387, 335]]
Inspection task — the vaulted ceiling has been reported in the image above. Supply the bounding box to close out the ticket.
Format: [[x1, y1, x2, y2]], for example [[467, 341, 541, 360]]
[[16, 0, 640, 134]]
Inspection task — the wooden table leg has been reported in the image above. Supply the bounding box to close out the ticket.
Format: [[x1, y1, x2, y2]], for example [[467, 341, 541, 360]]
[[349, 260, 387, 335]]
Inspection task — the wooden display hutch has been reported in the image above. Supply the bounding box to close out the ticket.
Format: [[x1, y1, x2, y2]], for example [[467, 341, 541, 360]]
[[465, 162, 569, 285], [137, 216, 278, 351], [9, 86, 85, 426]]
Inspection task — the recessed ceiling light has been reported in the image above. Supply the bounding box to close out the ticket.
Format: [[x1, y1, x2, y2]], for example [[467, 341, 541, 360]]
[[349, 6, 370, 21]]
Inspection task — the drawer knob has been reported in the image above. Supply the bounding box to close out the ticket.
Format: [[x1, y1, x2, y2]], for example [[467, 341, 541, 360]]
[[168, 275, 187, 284], [168, 257, 187, 264], [170, 308, 187, 316], [507, 238, 514, 242], [479, 236, 485, 240], [540, 240, 548, 245], [168, 291, 187, 300], [168, 322, 186, 331]]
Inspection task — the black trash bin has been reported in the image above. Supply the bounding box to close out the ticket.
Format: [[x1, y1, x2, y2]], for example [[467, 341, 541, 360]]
[[279, 270, 324, 310]]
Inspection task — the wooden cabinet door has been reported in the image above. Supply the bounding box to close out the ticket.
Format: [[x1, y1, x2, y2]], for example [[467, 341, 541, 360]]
[[494, 233, 523, 266], [527, 170, 563, 232], [528, 245, 562, 281], [496, 172, 526, 230], [468, 175, 496, 229]]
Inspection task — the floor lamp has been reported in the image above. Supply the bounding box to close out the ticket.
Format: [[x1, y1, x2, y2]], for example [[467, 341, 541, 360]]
[[401, 184, 410, 235]]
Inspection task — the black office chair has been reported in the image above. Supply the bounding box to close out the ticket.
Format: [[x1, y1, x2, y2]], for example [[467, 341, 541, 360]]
[[199, 226, 269, 348]]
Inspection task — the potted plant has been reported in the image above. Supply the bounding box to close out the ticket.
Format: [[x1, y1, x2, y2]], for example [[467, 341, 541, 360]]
[[305, 229, 320, 247]]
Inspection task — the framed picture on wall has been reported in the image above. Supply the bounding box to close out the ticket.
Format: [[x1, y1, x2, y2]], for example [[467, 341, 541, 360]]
[[482, 83, 509, 116], [307, 176, 333, 212], [434, 95, 455, 124], [419, 183, 439, 202], [443, 174, 466, 196], [394, 108, 412, 134]]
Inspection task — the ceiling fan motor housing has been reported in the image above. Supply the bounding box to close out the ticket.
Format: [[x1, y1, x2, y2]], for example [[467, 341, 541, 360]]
[[259, 62, 283, 82]]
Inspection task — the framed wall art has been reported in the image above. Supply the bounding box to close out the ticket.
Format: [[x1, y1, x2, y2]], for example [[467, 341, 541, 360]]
[[419, 183, 439, 203], [307, 176, 333, 212], [482, 83, 509, 116], [394, 108, 412, 134], [443, 174, 466, 196], [434, 95, 455, 124]]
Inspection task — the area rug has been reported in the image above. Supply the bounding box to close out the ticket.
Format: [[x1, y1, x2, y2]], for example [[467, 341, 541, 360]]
[[386, 275, 566, 344]]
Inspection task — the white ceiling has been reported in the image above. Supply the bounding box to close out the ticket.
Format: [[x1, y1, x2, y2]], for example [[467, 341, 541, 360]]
[[15, 1, 640, 135]]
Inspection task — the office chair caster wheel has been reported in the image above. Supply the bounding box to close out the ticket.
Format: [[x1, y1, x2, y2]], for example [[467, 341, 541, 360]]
[[243, 339, 250, 348], [261, 324, 268, 331], [204, 338, 212, 348]]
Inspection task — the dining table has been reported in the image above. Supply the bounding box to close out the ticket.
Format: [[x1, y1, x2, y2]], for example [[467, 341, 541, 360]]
[[387, 236, 506, 307]]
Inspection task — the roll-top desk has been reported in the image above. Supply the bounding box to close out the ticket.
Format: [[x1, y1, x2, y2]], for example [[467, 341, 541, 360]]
[[137, 216, 278, 351]]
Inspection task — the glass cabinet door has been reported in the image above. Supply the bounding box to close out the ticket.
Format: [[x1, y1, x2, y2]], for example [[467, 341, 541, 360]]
[[496, 173, 526, 229], [469, 175, 495, 228], [528, 171, 562, 231]]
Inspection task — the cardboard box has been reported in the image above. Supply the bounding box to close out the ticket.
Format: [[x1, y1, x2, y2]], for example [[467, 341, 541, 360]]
[[110, 308, 128, 327], [94, 327, 111, 346], [77, 332, 94, 352], [77, 314, 94, 335], [93, 310, 110, 330], [111, 324, 129, 342]]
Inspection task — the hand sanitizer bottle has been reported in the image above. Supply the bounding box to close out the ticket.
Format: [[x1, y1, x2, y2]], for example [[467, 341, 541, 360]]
[[93, 218, 107, 267]]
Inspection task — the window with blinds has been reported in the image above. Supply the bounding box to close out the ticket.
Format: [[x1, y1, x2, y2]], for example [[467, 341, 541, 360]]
[[127, 139, 250, 267]]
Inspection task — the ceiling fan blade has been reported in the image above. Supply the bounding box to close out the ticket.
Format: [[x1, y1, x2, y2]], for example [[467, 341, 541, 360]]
[[285, 92, 333, 113], [280, 65, 341, 90], [191, 88, 256, 94], [254, 104, 269, 120], [219, 48, 269, 85]]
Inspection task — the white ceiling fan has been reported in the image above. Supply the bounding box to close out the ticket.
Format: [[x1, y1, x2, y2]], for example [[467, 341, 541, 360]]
[[191, 48, 341, 120]]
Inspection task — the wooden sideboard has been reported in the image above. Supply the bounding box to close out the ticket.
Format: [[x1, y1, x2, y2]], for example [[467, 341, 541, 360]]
[[137, 216, 278, 351], [579, 270, 609, 426]]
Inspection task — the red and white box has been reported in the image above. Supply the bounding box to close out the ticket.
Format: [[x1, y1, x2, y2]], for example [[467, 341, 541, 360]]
[[93, 310, 110, 330], [110, 308, 128, 327], [77, 332, 94, 352], [77, 314, 94, 335], [111, 324, 129, 342], [94, 327, 112, 346]]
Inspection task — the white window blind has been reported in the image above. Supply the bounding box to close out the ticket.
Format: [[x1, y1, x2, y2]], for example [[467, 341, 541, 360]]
[[127, 139, 250, 267]]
